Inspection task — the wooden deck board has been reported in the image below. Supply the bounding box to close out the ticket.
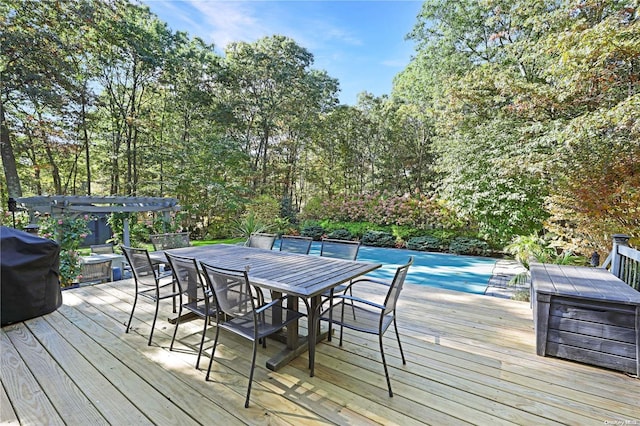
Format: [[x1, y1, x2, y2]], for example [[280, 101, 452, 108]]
[[2, 278, 638, 425]]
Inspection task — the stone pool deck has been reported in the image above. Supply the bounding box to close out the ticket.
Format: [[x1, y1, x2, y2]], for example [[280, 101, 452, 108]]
[[485, 259, 530, 299]]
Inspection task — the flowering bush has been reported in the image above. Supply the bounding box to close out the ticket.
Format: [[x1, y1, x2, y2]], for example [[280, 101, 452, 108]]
[[307, 192, 465, 230], [0, 210, 30, 229], [39, 215, 92, 287]]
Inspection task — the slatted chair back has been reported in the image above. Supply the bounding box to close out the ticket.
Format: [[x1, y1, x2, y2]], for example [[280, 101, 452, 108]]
[[314, 256, 414, 397], [165, 253, 205, 310], [149, 232, 190, 251], [201, 264, 255, 317], [90, 243, 114, 254], [79, 259, 112, 284], [120, 245, 180, 346], [120, 245, 157, 286], [320, 238, 360, 261], [200, 261, 305, 408], [383, 257, 413, 316], [279, 235, 312, 254], [246, 232, 277, 250], [165, 253, 215, 369]]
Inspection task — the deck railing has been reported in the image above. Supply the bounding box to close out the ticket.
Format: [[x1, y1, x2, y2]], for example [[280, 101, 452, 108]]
[[605, 234, 640, 291]]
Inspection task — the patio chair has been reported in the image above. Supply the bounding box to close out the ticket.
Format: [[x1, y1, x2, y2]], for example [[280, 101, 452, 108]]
[[149, 232, 190, 251], [200, 262, 305, 408], [78, 259, 112, 284], [320, 238, 361, 260], [90, 243, 115, 254], [165, 253, 217, 369], [246, 232, 276, 250], [312, 257, 413, 397], [120, 245, 181, 346], [279, 235, 312, 254], [320, 238, 361, 340]]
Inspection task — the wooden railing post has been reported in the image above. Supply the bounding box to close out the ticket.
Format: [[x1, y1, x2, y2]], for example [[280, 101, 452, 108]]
[[611, 234, 630, 278]]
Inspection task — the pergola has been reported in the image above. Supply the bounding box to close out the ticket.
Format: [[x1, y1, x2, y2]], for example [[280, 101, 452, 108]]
[[16, 196, 181, 246]]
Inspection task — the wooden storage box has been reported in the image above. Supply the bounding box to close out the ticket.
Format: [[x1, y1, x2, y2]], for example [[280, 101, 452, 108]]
[[530, 263, 640, 377]]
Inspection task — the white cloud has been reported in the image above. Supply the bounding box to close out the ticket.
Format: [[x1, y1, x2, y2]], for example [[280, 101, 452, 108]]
[[188, 1, 268, 47]]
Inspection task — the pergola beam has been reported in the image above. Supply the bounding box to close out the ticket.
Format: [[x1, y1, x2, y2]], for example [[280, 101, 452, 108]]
[[16, 196, 181, 246]]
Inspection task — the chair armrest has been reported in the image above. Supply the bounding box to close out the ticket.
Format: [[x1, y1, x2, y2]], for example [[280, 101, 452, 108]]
[[256, 295, 305, 315], [328, 294, 386, 311], [350, 277, 390, 287]]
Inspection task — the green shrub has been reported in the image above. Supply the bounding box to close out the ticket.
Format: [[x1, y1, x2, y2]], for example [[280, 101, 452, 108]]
[[246, 195, 280, 229], [449, 237, 490, 256], [361, 230, 397, 247], [233, 211, 270, 238], [301, 224, 325, 240], [391, 225, 426, 241], [406, 235, 444, 252], [327, 229, 353, 240]]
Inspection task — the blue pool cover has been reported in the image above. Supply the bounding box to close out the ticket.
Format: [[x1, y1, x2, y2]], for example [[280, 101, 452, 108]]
[[285, 241, 497, 295]]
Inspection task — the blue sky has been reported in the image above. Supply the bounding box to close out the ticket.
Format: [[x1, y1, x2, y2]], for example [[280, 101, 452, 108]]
[[143, 1, 423, 105]]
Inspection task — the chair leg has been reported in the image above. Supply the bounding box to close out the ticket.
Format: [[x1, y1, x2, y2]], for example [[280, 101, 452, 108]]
[[348, 286, 356, 319], [126, 292, 138, 333], [379, 334, 393, 397], [245, 340, 258, 408], [196, 315, 208, 369], [170, 304, 183, 352], [148, 296, 160, 346], [205, 326, 221, 381], [172, 278, 177, 313], [327, 289, 334, 342], [338, 301, 346, 346], [393, 318, 406, 365]]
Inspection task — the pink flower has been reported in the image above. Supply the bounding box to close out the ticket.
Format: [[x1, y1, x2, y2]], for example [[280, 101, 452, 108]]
[[58, 219, 63, 225]]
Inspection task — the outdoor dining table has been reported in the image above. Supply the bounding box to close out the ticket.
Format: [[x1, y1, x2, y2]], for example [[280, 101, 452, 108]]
[[149, 244, 381, 371]]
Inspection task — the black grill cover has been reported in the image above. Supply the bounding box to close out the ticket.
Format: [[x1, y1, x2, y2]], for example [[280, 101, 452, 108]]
[[1, 226, 62, 326]]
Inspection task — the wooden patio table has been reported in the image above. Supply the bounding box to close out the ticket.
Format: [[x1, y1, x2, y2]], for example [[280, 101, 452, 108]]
[[150, 244, 381, 371]]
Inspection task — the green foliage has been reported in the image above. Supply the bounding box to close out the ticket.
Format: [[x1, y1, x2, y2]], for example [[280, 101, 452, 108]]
[[361, 230, 397, 248], [406, 236, 445, 252], [39, 215, 92, 287], [245, 195, 280, 227], [506, 234, 589, 269], [448, 237, 490, 256], [391, 225, 427, 241], [0, 210, 30, 229], [326, 229, 353, 240], [512, 289, 531, 302], [4, 0, 637, 255], [398, 0, 639, 251], [233, 211, 269, 238], [301, 224, 325, 241], [504, 234, 553, 270], [280, 196, 297, 225]]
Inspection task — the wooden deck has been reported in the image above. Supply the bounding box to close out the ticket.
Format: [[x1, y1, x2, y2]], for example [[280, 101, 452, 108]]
[[2, 278, 638, 425]]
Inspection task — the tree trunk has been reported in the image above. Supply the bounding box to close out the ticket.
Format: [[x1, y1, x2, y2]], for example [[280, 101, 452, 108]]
[[81, 89, 91, 195], [0, 100, 22, 197]]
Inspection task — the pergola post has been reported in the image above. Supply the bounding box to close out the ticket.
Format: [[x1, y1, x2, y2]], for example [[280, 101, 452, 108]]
[[123, 218, 131, 246]]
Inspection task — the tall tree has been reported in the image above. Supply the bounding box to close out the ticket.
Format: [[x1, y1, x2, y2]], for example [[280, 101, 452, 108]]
[[222, 35, 337, 194], [95, 1, 174, 195]]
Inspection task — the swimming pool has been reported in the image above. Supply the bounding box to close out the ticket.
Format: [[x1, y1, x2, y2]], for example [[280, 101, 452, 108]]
[[295, 242, 497, 295]]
